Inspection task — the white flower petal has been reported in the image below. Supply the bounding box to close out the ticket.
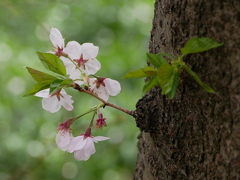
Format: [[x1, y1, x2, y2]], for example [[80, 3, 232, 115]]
[[60, 94, 74, 111], [42, 96, 61, 113], [89, 80, 110, 101], [63, 63, 79, 78], [35, 89, 50, 98], [82, 43, 99, 59], [60, 56, 73, 67], [68, 136, 86, 153], [50, 28, 64, 48], [74, 150, 89, 161], [60, 89, 71, 96], [68, 68, 82, 80], [70, 136, 109, 161], [56, 131, 72, 151], [98, 91, 109, 101], [95, 85, 109, 101], [59, 131, 72, 147], [105, 78, 121, 96], [85, 58, 101, 75], [65, 41, 82, 60], [83, 138, 96, 158], [93, 136, 110, 142], [56, 132, 62, 145], [60, 145, 68, 151], [89, 78, 97, 87]]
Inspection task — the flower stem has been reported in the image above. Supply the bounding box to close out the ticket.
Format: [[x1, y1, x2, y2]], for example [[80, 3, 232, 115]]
[[89, 110, 97, 127], [71, 105, 100, 123], [73, 83, 136, 117]]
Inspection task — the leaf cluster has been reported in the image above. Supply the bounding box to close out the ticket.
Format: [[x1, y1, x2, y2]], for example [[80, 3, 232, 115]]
[[24, 52, 73, 97], [123, 37, 223, 99]]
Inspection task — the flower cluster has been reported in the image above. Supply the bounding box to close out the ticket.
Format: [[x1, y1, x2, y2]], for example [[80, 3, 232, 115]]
[[35, 28, 121, 113], [56, 119, 109, 161], [30, 28, 121, 161]]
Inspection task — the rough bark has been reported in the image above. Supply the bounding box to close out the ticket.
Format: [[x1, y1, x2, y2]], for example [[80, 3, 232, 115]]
[[134, 0, 240, 179]]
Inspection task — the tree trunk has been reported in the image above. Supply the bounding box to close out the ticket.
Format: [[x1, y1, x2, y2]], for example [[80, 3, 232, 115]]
[[134, 0, 240, 179]]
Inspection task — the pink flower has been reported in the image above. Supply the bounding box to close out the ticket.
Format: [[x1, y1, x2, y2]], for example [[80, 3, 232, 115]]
[[95, 113, 107, 129], [35, 89, 74, 113], [49, 28, 67, 57], [62, 41, 101, 77], [67, 128, 109, 161], [56, 119, 73, 151], [89, 77, 121, 101]]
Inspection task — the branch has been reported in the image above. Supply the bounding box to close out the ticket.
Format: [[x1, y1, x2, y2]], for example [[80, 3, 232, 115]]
[[73, 83, 136, 117]]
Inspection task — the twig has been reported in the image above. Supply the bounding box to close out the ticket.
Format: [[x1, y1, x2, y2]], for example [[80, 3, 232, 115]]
[[73, 83, 136, 117]]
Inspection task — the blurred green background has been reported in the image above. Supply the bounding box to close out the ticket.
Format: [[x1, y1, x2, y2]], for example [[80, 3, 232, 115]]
[[0, 0, 154, 179]]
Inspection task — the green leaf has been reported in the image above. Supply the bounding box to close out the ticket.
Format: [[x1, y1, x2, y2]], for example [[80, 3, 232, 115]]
[[147, 53, 168, 68], [23, 81, 50, 97], [60, 79, 75, 86], [122, 66, 157, 79], [49, 78, 74, 94], [158, 64, 178, 95], [166, 72, 180, 99], [50, 79, 63, 94], [156, 53, 175, 61], [182, 64, 215, 93], [142, 77, 159, 94], [25, 67, 58, 82], [141, 66, 158, 77], [36, 51, 66, 75], [181, 37, 223, 55]]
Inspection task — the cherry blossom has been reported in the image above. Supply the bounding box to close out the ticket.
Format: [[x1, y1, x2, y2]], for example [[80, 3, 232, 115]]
[[89, 77, 121, 101], [67, 128, 109, 161], [95, 112, 107, 129], [49, 28, 67, 57], [62, 41, 101, 76], [56, 119, 73, 151], [35, 88, 74, 113]]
